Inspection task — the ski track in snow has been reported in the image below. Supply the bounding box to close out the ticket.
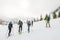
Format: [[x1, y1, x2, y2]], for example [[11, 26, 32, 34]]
[[0, 18, 60, 40]]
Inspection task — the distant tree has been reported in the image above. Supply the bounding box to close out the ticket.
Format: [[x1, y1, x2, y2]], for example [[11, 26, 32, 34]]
[[40, 15, 43, 21], [52, 6, 60, 19], [58, 11, 60, 17], [53, 12, 57, 19]]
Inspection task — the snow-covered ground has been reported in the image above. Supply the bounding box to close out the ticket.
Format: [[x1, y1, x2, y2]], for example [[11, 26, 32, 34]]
[[0, 18, 60, 40]]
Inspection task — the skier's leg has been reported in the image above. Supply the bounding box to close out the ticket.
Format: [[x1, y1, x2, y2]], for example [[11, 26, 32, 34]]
[[8, 28, 11, 36], [21, 26, 22, 32], [48, 21, 50, 27], [28, 26, 30, 33], [47, 21, 49, 27], [49, 22, 50, 27], [28, 26, 29, 33], [19, 26, 20, 33], [46, 23, 47, 27]]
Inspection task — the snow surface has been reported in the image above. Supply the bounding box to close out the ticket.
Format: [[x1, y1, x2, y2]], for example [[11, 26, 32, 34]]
[[0, 18, 60, 40]]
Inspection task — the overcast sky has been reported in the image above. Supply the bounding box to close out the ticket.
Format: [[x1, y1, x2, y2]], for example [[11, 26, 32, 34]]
[[0, 0, 60, 19]]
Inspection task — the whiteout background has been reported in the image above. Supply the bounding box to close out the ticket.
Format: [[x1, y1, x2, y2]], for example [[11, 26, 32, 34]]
[[0, 0, 60, 19]]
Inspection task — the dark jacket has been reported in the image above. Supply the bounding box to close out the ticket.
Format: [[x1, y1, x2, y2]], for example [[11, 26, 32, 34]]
[[8, 22, 13, 29], [27, 21, 31, 26], [18, 20, 23, 27]]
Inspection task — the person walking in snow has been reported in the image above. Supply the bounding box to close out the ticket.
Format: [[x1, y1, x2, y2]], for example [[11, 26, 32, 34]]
[[44, 14, 50, 27], [8, 21, 13, 37], [18, 20, 23, 34], [27, 20, 31, 33], [31, 20, 33, 26]]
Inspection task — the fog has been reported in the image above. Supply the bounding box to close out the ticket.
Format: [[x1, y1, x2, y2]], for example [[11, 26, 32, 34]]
[[0, 0, 60, 19]]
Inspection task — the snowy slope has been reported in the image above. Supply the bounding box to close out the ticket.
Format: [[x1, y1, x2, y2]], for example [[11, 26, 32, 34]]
[[0, 18, 60, 40]]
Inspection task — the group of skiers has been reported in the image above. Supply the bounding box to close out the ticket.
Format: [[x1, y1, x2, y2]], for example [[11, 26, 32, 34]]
[[8, 14, 50, 37], [8, 11, 60, 37], [8, 20, 33, 37]]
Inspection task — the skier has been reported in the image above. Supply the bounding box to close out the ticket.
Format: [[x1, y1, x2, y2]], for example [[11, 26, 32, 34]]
[[27, 20, 31, 33], [44, 14, 50, 28], [31, 20, 33, 26], [8, 21, 13, 37], [18, 20, 23, 34]]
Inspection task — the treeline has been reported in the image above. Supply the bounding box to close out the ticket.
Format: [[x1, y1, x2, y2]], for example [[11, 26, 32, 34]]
[[34, 7, 60, 22]]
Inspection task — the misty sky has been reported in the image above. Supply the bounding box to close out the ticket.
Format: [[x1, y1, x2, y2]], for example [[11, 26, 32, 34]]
[[0, 0, 60, 19]]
